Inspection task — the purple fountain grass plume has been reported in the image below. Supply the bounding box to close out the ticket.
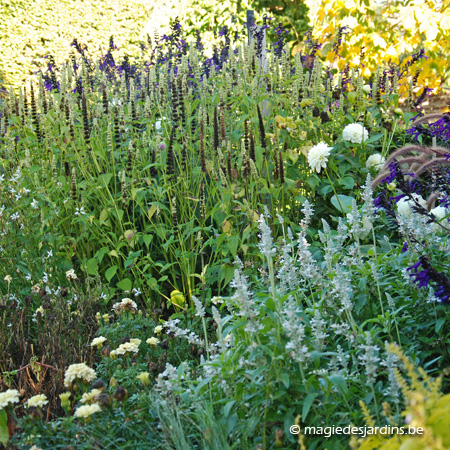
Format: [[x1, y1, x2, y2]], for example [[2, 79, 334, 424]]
[[414, 157, 450, 177]]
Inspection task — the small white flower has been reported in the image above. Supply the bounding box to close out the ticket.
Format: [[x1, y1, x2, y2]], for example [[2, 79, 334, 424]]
[[342, 123, 369, 144], [64, 363, 97, 388], [211, 296, 224, 305], [146, 337, 160, 347], [74, 403, 101, 418], [90, 336, 107, 347], [75, 207, 85, 216], [10, 212, 19, 222], [307, 142, 332, 173], [66, 269, 78, 280], [31, 199, 39, 209], [0, 389, 20, 409], [155, 116, 167, 132], [366, 153, 386, 171], [362, 84, 371, 94], [154, 325, 163, 334], [3, 275, 12, 283], [26, 394, 48, 408]]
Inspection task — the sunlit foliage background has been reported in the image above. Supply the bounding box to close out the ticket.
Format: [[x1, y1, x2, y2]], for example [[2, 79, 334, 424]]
[[0, 0, 449, 92]]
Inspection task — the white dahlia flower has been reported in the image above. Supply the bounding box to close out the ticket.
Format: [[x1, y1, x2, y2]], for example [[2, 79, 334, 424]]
[[307, 142, 332, 173], [342, 123, 369, 144]]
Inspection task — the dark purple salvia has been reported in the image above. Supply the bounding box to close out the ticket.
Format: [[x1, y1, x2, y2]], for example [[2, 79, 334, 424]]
[[332, 26, 347, 58], [407, 256, 450, 304]]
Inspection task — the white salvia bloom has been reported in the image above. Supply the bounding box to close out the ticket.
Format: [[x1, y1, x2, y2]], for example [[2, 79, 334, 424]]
[[342, 123, 369, 144], [155, 362, 179, 393], [300, 200, 314, 230], [277, 240, 299, 293], [361, 174, 376, 220], [382, 343, 400, 404], [258, 212, 276, 259], [230, 266, 262, 333], [276, 213, 284, 225], [310, 310, 329, 350], [358, 333, 380, 384], [296, 231, 320, 282], [336, 345, 350, 373], [331, 264, 353, 313], [281, 297, 310, 364], [211, 306, 221, 326], [346, 200, 364, 236], [74, 403, 101, 418], [366, 153, 386, 170], [307, 142, 332, 173], [164, 318, 204, 346], [192, 295, 205, 318]]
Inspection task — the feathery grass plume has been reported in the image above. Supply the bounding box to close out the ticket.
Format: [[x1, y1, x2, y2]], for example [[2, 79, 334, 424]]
[[71, 167, 77, 201], [30, 82, 41, 142], [200, 119, 206, 173], [200, 181, 206, 220], [166, 126, 175, 178], [415, 157, 450, 178], [81, 92, 90, 146], [213, 107, 219, 151], [171, 196, 178, 234], [257, 103, 266, 150], [280, 146, 285, 183]]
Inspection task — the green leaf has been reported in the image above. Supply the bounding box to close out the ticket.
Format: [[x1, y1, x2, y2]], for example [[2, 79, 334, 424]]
[[329, 375, 348, 396], [86, 258, 99, 275], [365, 133, 383, 144], [117, 278, 132, 292], [330, 194, 355, 213], [436, 318, 447, 334], [228, 235, 239, 258], [338, 176, 355, 190], [302, 393, 317, 421], [105, 265, 118, 282], [0, 409, 9, 446], [280, 372, 290, 389], [222, 400, 235, 417]]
